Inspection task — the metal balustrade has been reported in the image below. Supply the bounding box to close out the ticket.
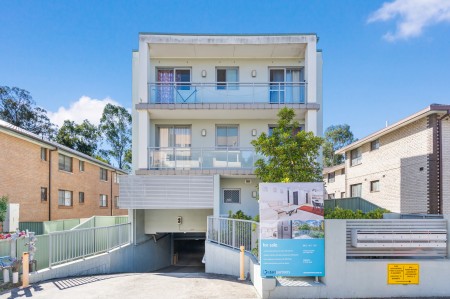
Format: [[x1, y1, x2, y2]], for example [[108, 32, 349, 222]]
[[206, 216, 259, 261], [148, 147, 262, 170], [147, 82, 307, 104]]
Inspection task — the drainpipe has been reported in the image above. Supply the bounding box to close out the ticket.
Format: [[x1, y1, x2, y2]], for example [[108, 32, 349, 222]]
[[48, 147, 58, 221], [438, 111, 450, 214]]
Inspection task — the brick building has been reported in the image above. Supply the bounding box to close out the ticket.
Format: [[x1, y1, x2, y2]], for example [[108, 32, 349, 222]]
[[0, 120, 127, 222], [323, 104, 450, 214]]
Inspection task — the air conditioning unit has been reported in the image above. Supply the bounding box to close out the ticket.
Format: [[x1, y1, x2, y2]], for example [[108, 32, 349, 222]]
[[244, 179, 252, 184]]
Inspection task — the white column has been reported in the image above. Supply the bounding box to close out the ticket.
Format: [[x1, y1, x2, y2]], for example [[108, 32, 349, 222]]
[[138, 111, 150, 169], [305, 110, 318, 136], [138, 38, 149, 103], [305, 36, 317, 104], [213, 174, 221, 217]]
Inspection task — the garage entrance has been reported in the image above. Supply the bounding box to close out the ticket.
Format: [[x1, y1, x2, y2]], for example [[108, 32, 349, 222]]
[[171, 232, 205, 272]]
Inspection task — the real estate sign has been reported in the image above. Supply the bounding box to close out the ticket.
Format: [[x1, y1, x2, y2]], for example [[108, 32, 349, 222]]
[[259, 182, 325, 277]]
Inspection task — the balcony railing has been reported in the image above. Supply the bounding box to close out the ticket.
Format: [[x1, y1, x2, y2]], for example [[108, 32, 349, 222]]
[[147, 82, 307, 104], [147, 147, 262, 170]]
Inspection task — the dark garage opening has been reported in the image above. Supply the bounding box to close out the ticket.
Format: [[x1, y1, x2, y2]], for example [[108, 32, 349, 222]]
[[171, 233, 205, 272]]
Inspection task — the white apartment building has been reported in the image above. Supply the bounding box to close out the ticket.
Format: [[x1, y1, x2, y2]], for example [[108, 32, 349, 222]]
[[324, 104, 450, 215], [120, 34, 323, 264]]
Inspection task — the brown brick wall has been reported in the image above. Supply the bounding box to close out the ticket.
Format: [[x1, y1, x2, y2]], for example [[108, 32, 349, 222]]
[[0, 131, 127, 222]]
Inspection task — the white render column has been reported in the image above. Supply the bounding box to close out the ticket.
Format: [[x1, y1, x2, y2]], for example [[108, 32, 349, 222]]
[[305, 36, 317, 104], [137, 111, 150, 169], [213, 174, 221, 217], [305, 110, 318, 136], [138, 38, 149, 103]]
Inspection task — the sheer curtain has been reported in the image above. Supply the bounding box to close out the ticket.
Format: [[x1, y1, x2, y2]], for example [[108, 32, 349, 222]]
[[157, 70, 174, 103]]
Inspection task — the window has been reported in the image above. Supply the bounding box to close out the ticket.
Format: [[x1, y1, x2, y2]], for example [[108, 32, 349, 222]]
[[41, 187, 47, 201], [341, 192, 346, 198], [223, 189, 240, 204], [371, 139, 380, 151], [216, 125, 239, 147], [350, 148, 362, 166], [157, 126, 191, 148], [328, 172, 335, 183], [114, 173, 120, 184], [58, 190, 72, 206], [79, 161, 85, 172], [156, 68, 191, 103], [269, 68, 305, 103], [216, 68, 238, 90], [58, 154, 73, 172], [41, 147, 47, 161], [350, 184, 362, 197], [100, 194, 108, 207], [100, 168, 108, 181], [79, 192, 85, 204], [268, 125, 304, 137], [371, 180, 380, 192], [115, 196, 119, 208], [341, 168, 345, 175], [328, 194, 335, 199]]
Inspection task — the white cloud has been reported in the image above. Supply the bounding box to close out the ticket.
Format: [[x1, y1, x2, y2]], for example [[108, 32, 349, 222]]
[[48, 96, 120, 128], [368, 0, 450, 41]]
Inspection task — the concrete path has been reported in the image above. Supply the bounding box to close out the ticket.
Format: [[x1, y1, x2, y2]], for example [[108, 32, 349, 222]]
[[0, 272, 259, 299]]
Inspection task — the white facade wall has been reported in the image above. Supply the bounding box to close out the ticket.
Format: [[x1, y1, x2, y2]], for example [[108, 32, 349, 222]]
[[324, 168, 346, 198], [345, 118, 432, 213], [220, 178, 260, 217], [144, 209, 213, 234]]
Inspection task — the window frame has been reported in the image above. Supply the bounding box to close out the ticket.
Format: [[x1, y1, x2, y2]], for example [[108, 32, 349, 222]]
[[370, 180, 380, 193], [341, 192, 346, 198], [79, 192, 85, 204], [328, 172, 335, 183], [100, 168, 108, 181], [58, 190, 73, 207], [41, 147, 47, 161], [215, 125, 239, 148], [41, 187, 47, 202], [58, 154, 73, 172], [100, 194, 108, 207], [371, 139, 380, 151], [79, 161, 85, 172], [114, 196, 119, 208], [350, 183, 362, 198], [350, 148, 362, 167], [223, 188, 241, 204], [216, 67, 239, 90]]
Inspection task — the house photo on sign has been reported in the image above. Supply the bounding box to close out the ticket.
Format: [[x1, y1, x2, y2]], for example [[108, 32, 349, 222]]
[[259, 182, 325, 277]]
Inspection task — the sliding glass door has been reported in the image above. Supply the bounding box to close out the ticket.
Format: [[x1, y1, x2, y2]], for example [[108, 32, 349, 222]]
[[270, 68, 304, 103], [156, 69, 191, 103]]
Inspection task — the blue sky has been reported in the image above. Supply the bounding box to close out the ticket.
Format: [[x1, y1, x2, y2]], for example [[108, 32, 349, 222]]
[[1, 0, 450, 138]]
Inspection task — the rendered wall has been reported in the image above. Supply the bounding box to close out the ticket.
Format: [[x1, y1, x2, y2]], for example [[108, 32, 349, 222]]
[[220, 177, 259, 217], [144, 209, 213, 234]]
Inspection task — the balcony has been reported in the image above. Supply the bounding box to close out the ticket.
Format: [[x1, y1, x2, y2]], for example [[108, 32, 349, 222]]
[[146, 82, 307, 104], [147, 147, 262, 172]]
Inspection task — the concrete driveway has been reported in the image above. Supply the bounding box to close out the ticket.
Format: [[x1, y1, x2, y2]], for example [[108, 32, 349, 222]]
[[0, 272, 259, 299]]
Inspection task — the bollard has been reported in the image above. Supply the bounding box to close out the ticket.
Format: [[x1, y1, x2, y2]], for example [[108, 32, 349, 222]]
[[238, 245, 245, 281], [22, 252, 29, 288], [2, 268, 10, 283]]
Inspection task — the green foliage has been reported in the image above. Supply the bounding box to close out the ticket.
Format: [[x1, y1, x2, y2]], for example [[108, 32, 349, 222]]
[[324, 207, 389, 219], [251, 107, 324, 182], [99, 104, 132, 170], [323, 124, 356, 167], [0, 86, 57, 139], [0, 196, 8, 223], [228, 210, 252, 220], [55, 119, 100, 156]]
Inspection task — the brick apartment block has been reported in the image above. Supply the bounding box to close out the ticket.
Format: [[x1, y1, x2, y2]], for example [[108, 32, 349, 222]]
[[323, 104, 450, 214], [0, 120, 127, 222]]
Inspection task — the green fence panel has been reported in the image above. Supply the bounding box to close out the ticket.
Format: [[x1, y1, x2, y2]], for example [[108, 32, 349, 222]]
[[16, 235, 49, 271], [19, 222, 44, 235], [0, 239, 10, 257], [94, 216, 116, 228], [324, 197, 383, 213], [63, 219, 80, 230], [115, 216, 129, 225]]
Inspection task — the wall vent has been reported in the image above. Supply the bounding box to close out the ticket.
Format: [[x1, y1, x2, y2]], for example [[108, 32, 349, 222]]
[[244, 179, 252, 184]]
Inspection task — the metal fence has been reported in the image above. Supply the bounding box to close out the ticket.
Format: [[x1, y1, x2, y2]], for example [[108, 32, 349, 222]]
[[206, 216, 259, 261], [346, 219, 447, 258], [325, 197, 383, 213], [71, 216, 129, 230]]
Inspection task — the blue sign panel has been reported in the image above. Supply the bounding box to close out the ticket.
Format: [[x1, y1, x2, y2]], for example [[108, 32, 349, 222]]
[[260, 239, 325, 277], [259, 183, 325, 278]]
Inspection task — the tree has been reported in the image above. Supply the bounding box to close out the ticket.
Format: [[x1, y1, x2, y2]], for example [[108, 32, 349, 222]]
[[99, 103, 132, 170], [0, 86, 57, 139], [0, 196, 8, 229], [323, 124, 356, 167], [251, 107, 323, 182], [55, 119, 100, 156]]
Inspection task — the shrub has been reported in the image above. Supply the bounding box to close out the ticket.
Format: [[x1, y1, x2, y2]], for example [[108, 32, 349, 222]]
[[324, 207, 389, 219]]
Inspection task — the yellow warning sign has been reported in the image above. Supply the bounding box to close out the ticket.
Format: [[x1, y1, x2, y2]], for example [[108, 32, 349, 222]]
[[387, 264, 419, 285]]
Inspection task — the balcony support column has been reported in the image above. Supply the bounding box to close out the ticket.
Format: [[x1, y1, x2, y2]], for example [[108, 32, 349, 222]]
[[305, 36, 317, 104], [306, 110, 318, 136], [138, 111, 150, 169], [138, 39, 149, 103], [213, 174, 221, 217]]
